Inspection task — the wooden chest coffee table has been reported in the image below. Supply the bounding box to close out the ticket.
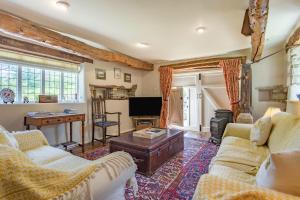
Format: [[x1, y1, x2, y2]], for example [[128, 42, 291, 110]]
[[109, 129, 184, 176]]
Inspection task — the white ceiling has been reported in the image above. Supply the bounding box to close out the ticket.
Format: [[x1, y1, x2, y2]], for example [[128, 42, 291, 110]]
[[0, 0, 300, 63]]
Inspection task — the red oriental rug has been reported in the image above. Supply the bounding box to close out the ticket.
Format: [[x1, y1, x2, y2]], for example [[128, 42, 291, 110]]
[[82, 136, 218, 200]]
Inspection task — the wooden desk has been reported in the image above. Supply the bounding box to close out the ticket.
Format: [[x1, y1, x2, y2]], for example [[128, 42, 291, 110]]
[[24, 113, 86, 153]]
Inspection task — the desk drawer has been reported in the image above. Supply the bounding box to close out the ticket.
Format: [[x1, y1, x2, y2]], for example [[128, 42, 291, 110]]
[[41, 118, 65, 125], [65, 115, 84, 122]]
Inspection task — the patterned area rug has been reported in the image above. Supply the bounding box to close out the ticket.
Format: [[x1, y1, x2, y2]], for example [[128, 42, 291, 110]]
[[82, 136, 218, 200]]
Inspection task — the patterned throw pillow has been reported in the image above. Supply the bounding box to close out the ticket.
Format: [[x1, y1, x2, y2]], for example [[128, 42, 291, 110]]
[[0, 125, 19, 149], [256, 151, 300, 196], [250, 117, 272, 146]]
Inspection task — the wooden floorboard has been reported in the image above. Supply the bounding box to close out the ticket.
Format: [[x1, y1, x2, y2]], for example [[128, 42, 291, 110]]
[[72, 140, 106, 156]]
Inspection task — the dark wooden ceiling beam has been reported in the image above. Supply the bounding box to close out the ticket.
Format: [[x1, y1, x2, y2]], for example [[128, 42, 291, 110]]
[[0, 11, 153, 70], [0, 35, 93, 64], [249, 0, 269, 62], [161, 56, 246, 69]]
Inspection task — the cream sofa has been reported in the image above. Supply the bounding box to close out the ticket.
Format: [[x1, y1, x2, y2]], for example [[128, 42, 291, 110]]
[[0, 126, 137, 200], [193, 112, 300, 200]]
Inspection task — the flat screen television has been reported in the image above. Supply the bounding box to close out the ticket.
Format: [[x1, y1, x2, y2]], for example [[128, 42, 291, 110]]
[[129, 97, 162, 116]]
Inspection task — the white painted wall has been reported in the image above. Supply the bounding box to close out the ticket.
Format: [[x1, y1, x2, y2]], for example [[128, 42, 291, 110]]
[[141, 64, 161, 96], [0, 60, 144, 145], [251, 46, 287, 119]]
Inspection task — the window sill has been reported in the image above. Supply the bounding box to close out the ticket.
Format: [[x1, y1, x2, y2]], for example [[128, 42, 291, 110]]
[[0, 102, 86, 106]]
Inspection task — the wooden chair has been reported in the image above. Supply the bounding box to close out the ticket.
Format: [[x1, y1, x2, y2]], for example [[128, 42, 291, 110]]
[[91, 96, 121, 144]]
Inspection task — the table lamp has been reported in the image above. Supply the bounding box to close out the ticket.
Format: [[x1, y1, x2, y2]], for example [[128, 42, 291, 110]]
[[263, 107, 281, 118]]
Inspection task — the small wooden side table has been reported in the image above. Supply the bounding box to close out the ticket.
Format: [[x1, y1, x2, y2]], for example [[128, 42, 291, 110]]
[[24, 113, 86, 153]]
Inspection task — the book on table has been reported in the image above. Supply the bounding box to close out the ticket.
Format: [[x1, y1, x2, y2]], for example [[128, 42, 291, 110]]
[[133, 128, 166, 139]]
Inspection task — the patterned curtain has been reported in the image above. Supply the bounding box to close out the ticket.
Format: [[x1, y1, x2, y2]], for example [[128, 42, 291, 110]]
[[159, 66, 173, 128], [219, 59, 242, 120]]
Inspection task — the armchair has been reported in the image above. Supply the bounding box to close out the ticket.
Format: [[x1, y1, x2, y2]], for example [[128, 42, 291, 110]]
[[91, 96, 121, 144]]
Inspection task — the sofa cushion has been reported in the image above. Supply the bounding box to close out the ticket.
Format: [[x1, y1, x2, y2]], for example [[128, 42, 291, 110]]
[[209, 164, 255, 185], [193, 174, 299, 200], [0, 125, 18, 148], [250, 117, 272, 146], [256, 151, 300, 196], [25, 145, 70, 165], [211, 136, 269, 175], [43, 155, 92, 172], [267, 112, 299, 153]]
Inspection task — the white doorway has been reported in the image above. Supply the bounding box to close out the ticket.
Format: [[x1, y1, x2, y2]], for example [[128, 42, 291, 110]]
[[168, 70, 230, 132], [169, 74, 201, 131], [183, 86, 198, 130]]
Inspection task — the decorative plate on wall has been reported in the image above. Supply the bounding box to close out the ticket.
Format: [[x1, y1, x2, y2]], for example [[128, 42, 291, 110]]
[[0, 88, 15, 104]]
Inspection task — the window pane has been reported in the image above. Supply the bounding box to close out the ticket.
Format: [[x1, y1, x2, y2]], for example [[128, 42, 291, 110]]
[[45, 70, 61, 99], [22, 66, 41, 102], [290, 46, 300, 86], [0, 61, 18, 99], [63, 72, 78, 101]]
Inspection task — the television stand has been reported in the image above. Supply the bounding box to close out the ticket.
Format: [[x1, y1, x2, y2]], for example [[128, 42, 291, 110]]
[[132, 116, 160, 130]]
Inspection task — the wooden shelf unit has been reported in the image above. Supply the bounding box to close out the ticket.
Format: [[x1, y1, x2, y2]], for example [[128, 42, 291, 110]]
[[89, 84, 137, 100]]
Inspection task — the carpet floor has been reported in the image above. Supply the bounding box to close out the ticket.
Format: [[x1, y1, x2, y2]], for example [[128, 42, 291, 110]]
[[82, 136, 218, 200]]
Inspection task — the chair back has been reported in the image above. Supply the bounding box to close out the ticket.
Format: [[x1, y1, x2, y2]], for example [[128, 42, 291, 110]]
[[91, 96, 106, 121]]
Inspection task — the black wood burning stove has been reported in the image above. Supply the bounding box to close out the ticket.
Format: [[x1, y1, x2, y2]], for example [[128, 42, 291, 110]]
[[209, 109, 233, 144]]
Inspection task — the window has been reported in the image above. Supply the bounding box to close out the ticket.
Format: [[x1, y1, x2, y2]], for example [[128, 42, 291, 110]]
[[0, 62, 18, 96], [288, 46, 300, 99], [21, 66, 42, 102], [63, 72, 78, 101], [289, 46, 300, 85], [45, 70, 61, 99], [0, 60, 79, 103]]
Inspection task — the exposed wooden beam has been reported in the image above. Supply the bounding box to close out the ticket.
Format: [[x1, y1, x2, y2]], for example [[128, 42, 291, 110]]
[[241, 9, 252, 36], [172, 63, 219, 70], [0, 35, 93, 64], [286, 26, 300, 50], [162, 56, 246, 70], [0, 11, 153, 71], [249, 0, 269, 62]]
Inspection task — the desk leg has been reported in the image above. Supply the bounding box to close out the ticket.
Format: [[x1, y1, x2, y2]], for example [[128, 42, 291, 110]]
[[81, 120, 85, 153], [37, 126, 41, 130], [70, 122, 73, 142], [26, 125, 30, 130]]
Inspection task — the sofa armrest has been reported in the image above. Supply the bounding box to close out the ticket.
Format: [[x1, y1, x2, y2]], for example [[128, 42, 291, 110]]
[[222, 123, 253, 140], [193, 174, 298, 200], [12, 130, 49, 152], [90, 151, 138, 199]]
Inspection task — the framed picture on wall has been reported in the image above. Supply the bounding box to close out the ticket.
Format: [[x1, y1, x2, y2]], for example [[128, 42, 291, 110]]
[[95, 68, 106, 80], [114, 68, 121, 79], [124, 73, 131, 83]]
